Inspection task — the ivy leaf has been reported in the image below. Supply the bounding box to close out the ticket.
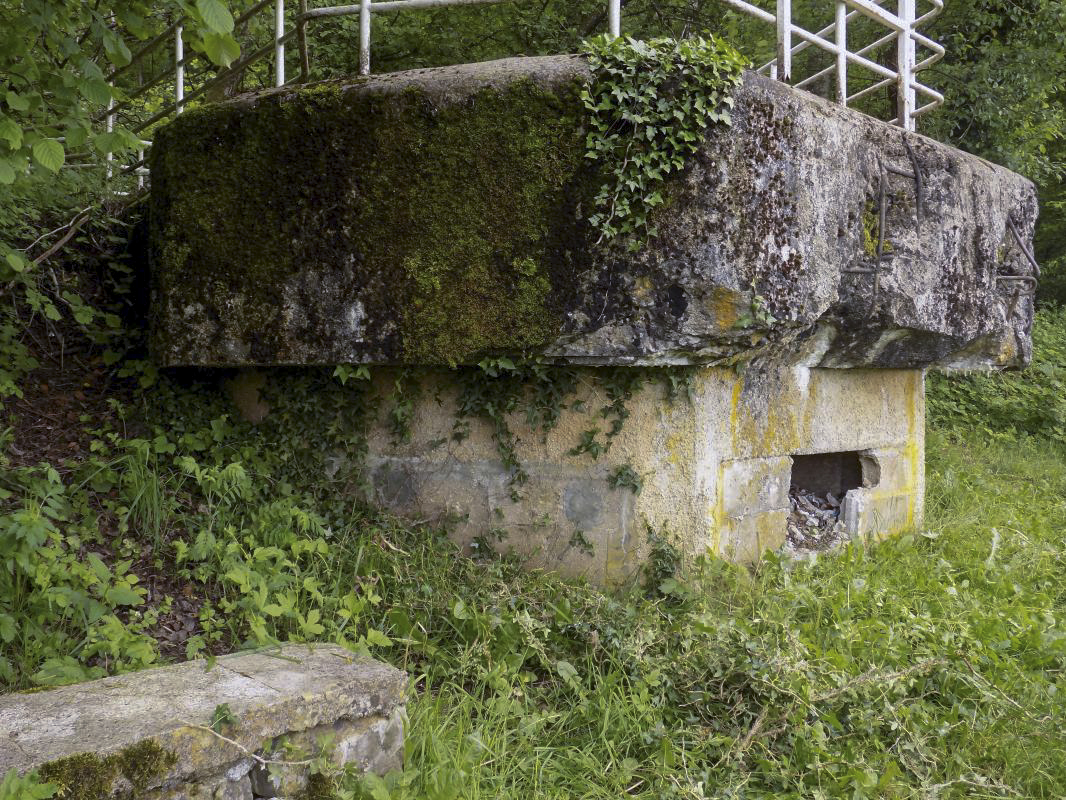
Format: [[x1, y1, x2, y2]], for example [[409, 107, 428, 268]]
[[0, 117, 22, 149], [202, 32, 240, 67], [31, 139, 64, 172], [197, 0, 235, 34]]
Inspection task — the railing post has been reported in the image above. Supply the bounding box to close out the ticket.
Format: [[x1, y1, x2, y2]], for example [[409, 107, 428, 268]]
[[275, 0, 286, 86], [106, 97, 114, 180], [359, 0, 371, 75], [835, 0, 847, 104], [608, 0, 620, 38], [897, 0, 916, 129], [776, 0, 791, 83], [175, 25, 185, 114]]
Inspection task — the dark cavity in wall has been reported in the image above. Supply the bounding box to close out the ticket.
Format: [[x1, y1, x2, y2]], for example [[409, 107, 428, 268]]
[[790, 451, 866, 497], [787, 450, 880, 552]]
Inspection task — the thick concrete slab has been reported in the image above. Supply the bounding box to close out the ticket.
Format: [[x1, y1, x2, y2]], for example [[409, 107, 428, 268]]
[[149, 56, 1037, 371], [0, 645, 406, 796]]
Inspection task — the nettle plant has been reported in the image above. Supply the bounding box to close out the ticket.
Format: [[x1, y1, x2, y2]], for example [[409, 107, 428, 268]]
[[581, 34, 746, 249]]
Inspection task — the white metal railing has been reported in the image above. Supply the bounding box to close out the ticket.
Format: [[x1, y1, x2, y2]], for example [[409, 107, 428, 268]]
[[718, 0, 943, 130], [101, 0, 621, 181], [100, 0, 940, 186], [299, 0, 621, 76]]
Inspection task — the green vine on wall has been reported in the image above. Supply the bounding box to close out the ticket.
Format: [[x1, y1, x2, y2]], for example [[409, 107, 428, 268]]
[[426, 33, 748, 491], [455, 358, 580, 498], [449, 358, 695, 500], [581, 35, 746, 249]]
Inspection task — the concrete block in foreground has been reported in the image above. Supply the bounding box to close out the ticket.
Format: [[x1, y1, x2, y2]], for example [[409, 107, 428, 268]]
[[0, 645, 406, 798]]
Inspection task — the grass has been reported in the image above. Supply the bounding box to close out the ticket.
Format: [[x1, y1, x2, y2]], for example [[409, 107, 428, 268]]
[[5, 403, 1064, 799], [330, 428, 1063, 799]]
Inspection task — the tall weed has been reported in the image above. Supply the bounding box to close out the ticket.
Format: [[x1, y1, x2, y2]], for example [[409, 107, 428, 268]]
[[928, 308, 1066, 443]]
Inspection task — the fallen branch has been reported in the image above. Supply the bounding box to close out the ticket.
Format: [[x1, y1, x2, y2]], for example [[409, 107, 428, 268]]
[[33, 208, 92, 266], [959, 655, 1054, 724], [179, 721, 314, 768], [733, 658, 948, 760], [737, 706, 769, 753], [21, 206, 92, 253], [812, 658, 947, 703]]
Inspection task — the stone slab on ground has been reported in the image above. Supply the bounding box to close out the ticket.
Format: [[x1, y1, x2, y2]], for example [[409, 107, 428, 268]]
[[0, 644, 406, 798]]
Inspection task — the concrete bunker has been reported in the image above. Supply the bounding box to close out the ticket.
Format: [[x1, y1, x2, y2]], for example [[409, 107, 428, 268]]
[[147, 55, 1038, 584]]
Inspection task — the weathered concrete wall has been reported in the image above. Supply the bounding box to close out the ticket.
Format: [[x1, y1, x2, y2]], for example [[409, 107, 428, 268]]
[[0, 645, 406, 798], [363, 365, 923, 584], [149, 55, 1037, 372]]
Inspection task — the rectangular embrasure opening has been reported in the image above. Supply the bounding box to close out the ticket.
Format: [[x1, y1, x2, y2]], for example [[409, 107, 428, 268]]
[[790, 451, 864, 497], [787, 451, 868, 551]]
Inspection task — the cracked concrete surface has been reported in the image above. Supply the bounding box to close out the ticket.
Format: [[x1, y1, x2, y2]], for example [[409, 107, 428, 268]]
[[0, 645, 406, 791]]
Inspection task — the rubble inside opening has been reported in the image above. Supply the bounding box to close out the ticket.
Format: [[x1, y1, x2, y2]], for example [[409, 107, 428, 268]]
[[786, 451, 868, 552]]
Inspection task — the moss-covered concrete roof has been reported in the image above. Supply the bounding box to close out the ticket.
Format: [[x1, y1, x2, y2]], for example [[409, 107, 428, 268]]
[[149, 55, 1037, 370]]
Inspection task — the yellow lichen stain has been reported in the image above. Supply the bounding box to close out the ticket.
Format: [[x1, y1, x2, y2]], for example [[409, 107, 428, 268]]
[[727, 376, 742, 450], [664, 431, 686, 468], [707, 286, 742, 330], [902, 370, 922, 529], [603, 541, 627, 585], [633, 275, 654, 304], [755, 511, 788, 554], [996, 334, 1018, 365], [710, 460, 727, 556], [734, 396, 803, 458]]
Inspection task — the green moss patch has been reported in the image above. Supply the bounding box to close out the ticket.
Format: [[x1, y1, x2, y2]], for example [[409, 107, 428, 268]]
[[36, 740, 177, 799], [150, 72, 595, 366]]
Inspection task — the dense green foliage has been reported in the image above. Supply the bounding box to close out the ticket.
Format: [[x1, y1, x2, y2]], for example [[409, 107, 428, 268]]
[[6, 351, 1066, 796], [0, 0, 240, 241], [2, 0, 1066, 798], [581, 35, 745, 248], [928, 307, 1066, 446]]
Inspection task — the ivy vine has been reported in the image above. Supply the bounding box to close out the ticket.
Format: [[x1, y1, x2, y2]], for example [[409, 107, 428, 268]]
[[448, 358, 695, 501], [581, 34, 746, 249]]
